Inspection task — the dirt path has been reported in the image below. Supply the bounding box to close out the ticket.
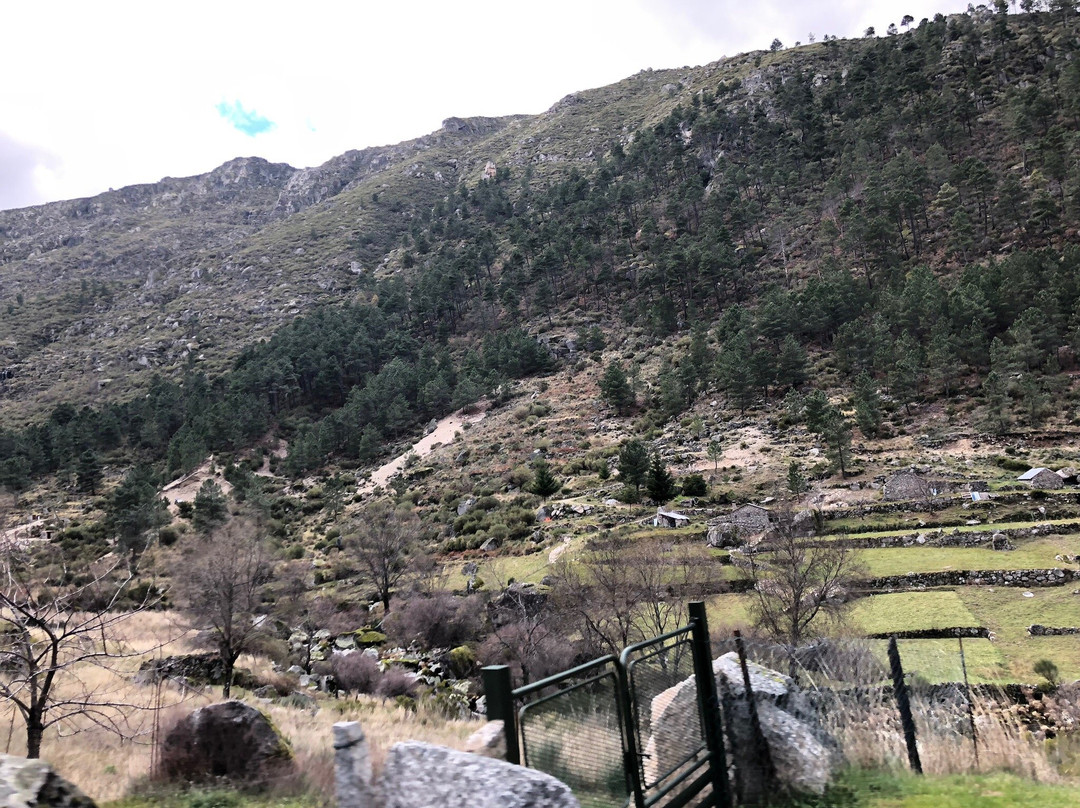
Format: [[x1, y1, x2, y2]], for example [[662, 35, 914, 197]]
[[359, 405, 488, 495]]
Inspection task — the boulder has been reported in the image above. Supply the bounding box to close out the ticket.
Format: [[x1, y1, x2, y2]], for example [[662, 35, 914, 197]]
[[381, 742, 579, 808], [0, 754, 96, 808], [643, 653, 836, 802], [158, 700, 294, 783], [463, 721, 507, 759]]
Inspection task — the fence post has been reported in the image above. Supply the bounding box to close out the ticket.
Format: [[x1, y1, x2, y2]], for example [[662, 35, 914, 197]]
[[957, 635, 980, 769], [481, 665, 520, 765], [689, 601, 733, 808], [735, 629, 775, 799], [887, 637, 922, 775]]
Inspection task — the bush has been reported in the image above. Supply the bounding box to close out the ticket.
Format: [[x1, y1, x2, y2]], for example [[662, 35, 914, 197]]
[[447, 645, 478, 678], [158, 526, 180, 546], [332, 653, 382, 695], [681, 474, 708, 497], [376, 668, 417, 699], [383, 595, 483, 649]]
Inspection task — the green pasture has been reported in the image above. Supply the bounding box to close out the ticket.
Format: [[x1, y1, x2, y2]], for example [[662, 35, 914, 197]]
[[854, 536, 1080, 577]]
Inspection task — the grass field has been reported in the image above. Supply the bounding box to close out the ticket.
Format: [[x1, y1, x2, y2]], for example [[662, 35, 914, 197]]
[[828, 769, 1080, 808], [855, 536, 1080, 577], [958, 588, 1080, 682], [850, 592, 982, 634]]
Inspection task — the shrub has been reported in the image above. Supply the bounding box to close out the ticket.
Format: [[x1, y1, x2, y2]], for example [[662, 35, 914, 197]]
[[681, 474, 708, 497], [1034, 658, 1060, 689], [376, 668, 417, 699], [383, 594, 483, 649], [447, 645, 478, 678], [331, 653, 382, 695], [158, 526, 180, 546]]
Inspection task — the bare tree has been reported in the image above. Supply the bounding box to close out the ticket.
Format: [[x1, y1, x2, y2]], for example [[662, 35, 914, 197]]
[[482, 566, 573, 686], [347, 500, 424, 612], [746, 511, 862, 676], [0, 539, 161, 757], [178, 515, 272, 697], [553, 536, 711, 661]]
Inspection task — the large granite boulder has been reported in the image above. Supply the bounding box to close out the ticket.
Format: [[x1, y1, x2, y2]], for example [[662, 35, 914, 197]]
[[644, 652, 838, 802], [0, 754, 96, 808], [158, 700, 294, 784], [381, 742, 579, 808]]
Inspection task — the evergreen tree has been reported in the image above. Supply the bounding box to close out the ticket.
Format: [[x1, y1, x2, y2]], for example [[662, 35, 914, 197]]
[[617, 439, 650, 497], [775, 335, 808, 390], [193, 479, 229, 532], [646, 452, 677, 504], [787, 461, 807, 496], [105, 465, 169, 562], [599, 362, 635, 415], [853, 373, 882, 437], [76, 450, 103, 495], [529, 458, 561, 498]]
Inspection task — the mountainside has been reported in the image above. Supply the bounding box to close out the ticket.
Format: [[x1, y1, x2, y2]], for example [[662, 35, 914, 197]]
[[2, 6, 1080, 486]]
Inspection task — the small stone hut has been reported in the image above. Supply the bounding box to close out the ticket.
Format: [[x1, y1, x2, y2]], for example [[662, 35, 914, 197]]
[[653, 508, 690, 528], [729, 504, 771, 534], [1018, 468, 1064, 490], [882, 472, 930, 501]]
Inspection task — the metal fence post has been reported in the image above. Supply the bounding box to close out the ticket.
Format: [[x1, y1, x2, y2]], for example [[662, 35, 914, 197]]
[[887, 637, 922, 775], [689, 601, 733, 808], [482, 665, 520, 765]]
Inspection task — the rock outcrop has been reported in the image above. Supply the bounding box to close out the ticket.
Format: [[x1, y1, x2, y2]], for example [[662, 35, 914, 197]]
[[644, 653, 838, 802], [158, 700, 294, 783], [0, 755, 96, 808]]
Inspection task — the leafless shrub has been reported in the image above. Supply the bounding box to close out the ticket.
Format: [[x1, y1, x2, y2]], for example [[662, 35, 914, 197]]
[[376, 668, 417, 699], [383, 594, 483, 649], [332, 653, 382, 695]]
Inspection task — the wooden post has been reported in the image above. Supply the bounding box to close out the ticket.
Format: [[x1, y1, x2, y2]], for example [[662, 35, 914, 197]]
[[888, 636, 923, 775]]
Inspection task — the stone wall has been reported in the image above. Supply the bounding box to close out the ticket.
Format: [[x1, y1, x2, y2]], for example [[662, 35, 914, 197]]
[[1028, 625, 1080, 636], [863, 568, 1080, 590]]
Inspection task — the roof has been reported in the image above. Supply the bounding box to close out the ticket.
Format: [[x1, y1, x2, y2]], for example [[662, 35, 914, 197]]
[[732, 503, 770, 513], [1018, 468, 1052, 480], [656, 509, 690, 520]]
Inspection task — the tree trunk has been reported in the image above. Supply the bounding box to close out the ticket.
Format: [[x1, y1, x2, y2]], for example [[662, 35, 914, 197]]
[[26, 716, 44, 759], [223, 657, 233, 699]]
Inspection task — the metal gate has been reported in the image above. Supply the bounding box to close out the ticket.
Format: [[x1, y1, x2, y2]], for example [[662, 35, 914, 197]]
[[483, 601, 731, 808]]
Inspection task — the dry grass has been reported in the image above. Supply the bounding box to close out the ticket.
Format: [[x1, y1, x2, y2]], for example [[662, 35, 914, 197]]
[[0, 611, 480, 803]]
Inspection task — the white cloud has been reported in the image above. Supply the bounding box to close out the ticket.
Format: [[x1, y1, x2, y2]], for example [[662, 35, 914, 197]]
[[0, 0, 977, 210]]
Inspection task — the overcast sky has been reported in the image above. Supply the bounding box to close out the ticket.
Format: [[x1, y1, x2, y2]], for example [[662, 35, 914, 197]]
[[1, 0, 977, 211]]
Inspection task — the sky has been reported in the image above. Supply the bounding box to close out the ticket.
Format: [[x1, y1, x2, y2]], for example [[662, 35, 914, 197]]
[[0, 0, 978, 211]]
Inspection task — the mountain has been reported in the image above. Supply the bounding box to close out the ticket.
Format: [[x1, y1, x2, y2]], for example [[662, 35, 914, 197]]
[[1, 6, 1079, 473]]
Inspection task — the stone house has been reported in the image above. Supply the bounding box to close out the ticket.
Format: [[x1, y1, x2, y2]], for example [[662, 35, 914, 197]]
[[1018, 468, 1064, 489], [882, 472, 932, 501], [728, 504, 771, 534], [653, 508, 690, 528]]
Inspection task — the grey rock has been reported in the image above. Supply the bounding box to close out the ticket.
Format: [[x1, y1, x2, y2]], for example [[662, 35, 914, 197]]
[[158, 700, 294, 783], [381, 742, 579, 808], [0, 754, 96, 808], [333, 722, 375, 808], [463, 720, 507, 759], [457, 497, 477, 516], [713, 652, 792, 699]]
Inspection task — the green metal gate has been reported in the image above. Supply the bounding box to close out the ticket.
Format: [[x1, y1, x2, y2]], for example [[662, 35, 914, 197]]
[[483, 601, 731, 808]]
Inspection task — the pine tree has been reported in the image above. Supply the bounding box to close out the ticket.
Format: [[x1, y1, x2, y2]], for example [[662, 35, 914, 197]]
[[529, 459, 561, 498], [646, 452, 677, 504], [76, 450, 103, 495], [193, 479, 229, 532], [599, 362, 635, 415], [617, 439, 651, 497]]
